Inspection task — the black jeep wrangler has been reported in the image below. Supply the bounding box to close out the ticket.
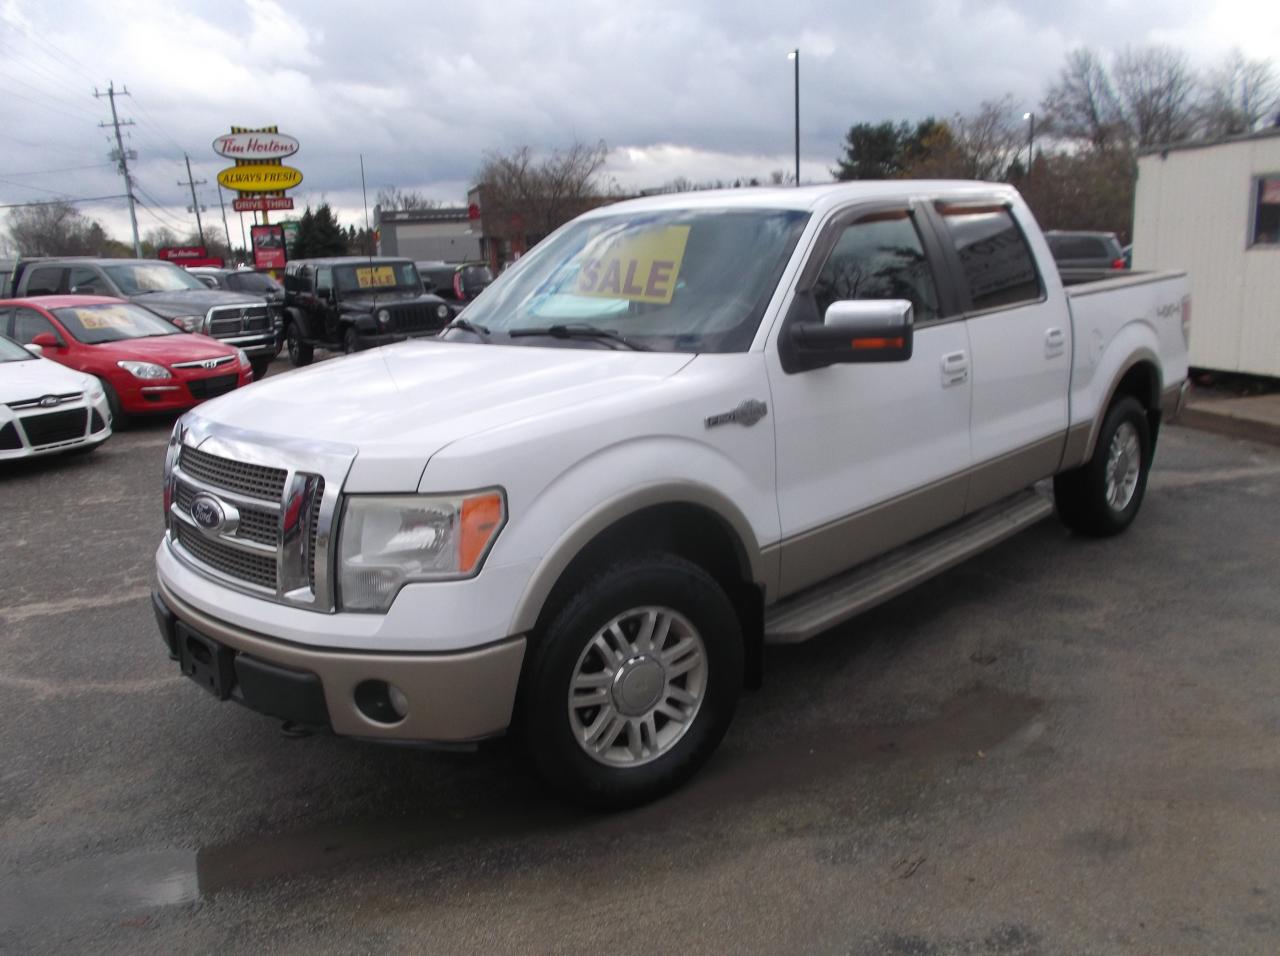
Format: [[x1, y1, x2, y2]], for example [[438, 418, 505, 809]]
[[281, 257, 453, 366]]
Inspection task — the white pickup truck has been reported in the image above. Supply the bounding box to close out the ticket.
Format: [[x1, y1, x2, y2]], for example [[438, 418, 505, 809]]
[[153, 181, 1190, 807]]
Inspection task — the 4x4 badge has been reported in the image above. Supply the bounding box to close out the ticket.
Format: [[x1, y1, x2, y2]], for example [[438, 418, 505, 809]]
[[705, 399, 768, 429]]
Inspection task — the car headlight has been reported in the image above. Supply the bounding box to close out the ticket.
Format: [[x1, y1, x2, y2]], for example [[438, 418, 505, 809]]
[[337, 490, 506, 612], [171, 315, 204, 333], [236, 348, 251, 370], [377, 309, 391, 328], [435, 303, 450, 320], [117, 360, 172, 380]]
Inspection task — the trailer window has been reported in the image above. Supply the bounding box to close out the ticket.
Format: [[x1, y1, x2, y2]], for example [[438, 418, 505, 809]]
[[1252, 176, 1280, 246]]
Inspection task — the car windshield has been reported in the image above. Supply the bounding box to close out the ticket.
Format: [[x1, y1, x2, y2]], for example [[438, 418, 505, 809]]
[[103, 262, 207, 294], [461, 207, 810, 353], [333, 262, 421, 293], [0, 334, 35, 362], [52, 302, 182, 344], [226, 272, 283, 294]]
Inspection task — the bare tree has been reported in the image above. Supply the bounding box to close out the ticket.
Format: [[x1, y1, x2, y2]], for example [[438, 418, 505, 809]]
[[6, 201, 112, 256], [1042, 49, 1126, 151], [375, 187, 441, 212], [474, 140, 609, 241], [1199, 49, 1279, 137], [1113, 45, 1198, 147]]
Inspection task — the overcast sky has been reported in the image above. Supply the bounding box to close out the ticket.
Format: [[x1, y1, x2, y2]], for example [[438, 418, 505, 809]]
[[2, 0, 1277, 247]]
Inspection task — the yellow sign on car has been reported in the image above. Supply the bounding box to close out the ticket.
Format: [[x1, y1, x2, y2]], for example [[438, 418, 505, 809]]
[[576, 225, 690, 305], [216, 164, 304, 193], [354, 266, 397, 288]]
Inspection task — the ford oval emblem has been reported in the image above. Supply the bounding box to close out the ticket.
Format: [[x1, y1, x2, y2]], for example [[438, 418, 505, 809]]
[[39, 395, 60, 408], [190, 493, 225, 533]]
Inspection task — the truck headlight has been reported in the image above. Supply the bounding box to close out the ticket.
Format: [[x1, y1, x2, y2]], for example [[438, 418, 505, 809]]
[[435, 303, 450, 320], [337, 490, 506, 612], [171, 315, 204, 333], [117, 360, 172, 380], [377, 309, 391, 328], [162, 418, 184, 523]]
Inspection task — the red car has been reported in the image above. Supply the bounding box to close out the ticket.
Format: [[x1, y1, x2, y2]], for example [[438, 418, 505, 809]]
[[0, 296, 254, 420]]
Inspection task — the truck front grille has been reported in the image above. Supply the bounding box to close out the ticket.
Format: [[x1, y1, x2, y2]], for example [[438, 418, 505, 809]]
[[207, 305, 273, 338], [175, 523, 278, 591], [170, 442, 335, 609], [179, 445, 287, 499]]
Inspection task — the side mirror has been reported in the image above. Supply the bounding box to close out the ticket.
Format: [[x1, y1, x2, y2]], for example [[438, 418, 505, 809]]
[[789, 299, 914, 366], [31, 332, 62, 350]]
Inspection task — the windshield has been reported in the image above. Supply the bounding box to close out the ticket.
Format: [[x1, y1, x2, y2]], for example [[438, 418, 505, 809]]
[[104, 261, 208, 294], [0, 334, 35, 362], [226, 271, 283, 294], [52, 302, 183, 344], [461, 208, 809, 353], [333, 262, 421, 293]]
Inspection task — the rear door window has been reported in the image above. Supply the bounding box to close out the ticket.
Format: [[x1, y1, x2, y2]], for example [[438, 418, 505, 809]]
[[24, 267, 65, 295], [937, 204, 1042, 311]]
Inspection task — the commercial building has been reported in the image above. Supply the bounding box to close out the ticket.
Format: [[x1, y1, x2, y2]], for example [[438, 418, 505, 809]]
[[1133, 127, 1280, 376]]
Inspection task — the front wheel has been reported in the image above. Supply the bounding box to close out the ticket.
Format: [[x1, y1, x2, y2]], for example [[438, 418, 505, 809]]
[[520, 553, 743, 809], [1055, 396, 1152, 537], [249, 356, 272, 380], [98, 377, 126, 428], [343, 326, 360, 355], [286, 323, 313, 367]]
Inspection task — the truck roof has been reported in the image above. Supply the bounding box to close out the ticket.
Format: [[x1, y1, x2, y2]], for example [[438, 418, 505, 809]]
[[583, 180, 1020, 220], [288, 256, 414, 267]]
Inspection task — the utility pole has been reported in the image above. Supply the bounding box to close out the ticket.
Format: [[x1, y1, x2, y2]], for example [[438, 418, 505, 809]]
[[95, 81, 141, 258], [215, 184, 234, 260], [180, 154, 207, 246]]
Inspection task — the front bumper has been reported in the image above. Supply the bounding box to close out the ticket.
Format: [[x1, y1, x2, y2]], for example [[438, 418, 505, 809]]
[[153, 582, 526, 743], [0, 396, 112, 460]]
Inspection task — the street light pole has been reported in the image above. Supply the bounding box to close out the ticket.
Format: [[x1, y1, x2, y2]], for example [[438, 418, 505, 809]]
[[788, 49, 800, 186], [1023, 111, 1035, 180]]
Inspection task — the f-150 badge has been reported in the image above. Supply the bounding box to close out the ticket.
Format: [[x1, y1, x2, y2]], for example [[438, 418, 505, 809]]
[[705, 399, 768, 429]]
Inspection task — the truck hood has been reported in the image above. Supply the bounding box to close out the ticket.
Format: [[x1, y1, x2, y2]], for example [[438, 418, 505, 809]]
[[340, 291, 448, 310], [190, 340, 695, 491], [132, 289, 265, 319], [0, 356, 95, 404]]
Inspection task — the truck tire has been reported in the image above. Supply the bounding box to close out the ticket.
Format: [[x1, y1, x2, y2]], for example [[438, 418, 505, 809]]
[[286, 322, 313, 367], [520, 552, 743, 809], [343, 326, 359, 355], [1054, 396, 1152, 537], [249, 356, 272, 380]]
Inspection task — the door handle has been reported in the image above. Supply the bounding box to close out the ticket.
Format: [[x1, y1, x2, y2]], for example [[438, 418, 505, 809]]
[[941, 351, 968, 387], [1045, 328, 1066, 358]]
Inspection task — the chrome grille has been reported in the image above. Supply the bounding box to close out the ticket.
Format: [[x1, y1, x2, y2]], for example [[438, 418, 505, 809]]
[[175, 523, 277, 590], [207, 304, 273, 338], [167, 433, 345, 612], [179, 445, 286, 499]]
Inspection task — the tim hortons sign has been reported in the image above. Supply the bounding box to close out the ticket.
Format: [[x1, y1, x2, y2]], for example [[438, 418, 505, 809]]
[[212, 131, 300, 160]]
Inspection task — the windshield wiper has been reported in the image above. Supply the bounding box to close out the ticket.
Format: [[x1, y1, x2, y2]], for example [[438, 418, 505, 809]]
[[507, 324, 650, 351], [444, 317, 491, 338]]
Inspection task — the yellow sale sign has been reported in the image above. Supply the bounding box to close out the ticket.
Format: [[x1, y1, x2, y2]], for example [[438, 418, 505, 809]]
[[576, 225, 690, 304], [354, 266, 397, 288]]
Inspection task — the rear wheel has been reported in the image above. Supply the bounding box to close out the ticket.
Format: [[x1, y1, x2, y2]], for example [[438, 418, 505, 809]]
[[286, 323, 313, 367], [1055, 396, 1152, 537], [521, 553, 743, 809]]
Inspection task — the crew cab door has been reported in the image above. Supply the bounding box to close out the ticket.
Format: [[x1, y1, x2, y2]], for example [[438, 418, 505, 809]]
[[767, 203, 973, 597], [927, 201, 1071, 512]]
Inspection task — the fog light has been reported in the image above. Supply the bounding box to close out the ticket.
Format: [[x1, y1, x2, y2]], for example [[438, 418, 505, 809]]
[[353, 679, 408, 725], [387, 684, 409, 718]]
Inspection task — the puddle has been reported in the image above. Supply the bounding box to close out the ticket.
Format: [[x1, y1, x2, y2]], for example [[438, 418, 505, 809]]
[[0, 849, 197, 930], [3, 684, 1041, 924]]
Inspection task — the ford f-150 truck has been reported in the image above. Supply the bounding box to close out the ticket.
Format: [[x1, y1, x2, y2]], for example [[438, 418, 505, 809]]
[[152, 181, 1190, 807]]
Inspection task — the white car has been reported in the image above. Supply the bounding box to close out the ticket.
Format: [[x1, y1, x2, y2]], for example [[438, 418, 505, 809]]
[[0, 335, 113, 459]]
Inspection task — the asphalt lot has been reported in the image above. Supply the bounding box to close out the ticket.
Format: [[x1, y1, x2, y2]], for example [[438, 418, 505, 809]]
[[2, 368, 1278, 955]]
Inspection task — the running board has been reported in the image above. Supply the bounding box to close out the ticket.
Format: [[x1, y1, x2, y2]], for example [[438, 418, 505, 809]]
[[764, 488, 1055, 644]]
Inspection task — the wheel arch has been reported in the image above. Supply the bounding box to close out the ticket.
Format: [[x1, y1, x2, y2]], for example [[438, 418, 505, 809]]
[[511, 487, 773, 687], [1082, 348, 1163, 462]]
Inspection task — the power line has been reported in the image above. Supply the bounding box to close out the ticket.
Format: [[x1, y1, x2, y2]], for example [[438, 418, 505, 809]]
[[0, 194, 127, 210], [0, 9, 100, 88], [0, 162, 116, 178]]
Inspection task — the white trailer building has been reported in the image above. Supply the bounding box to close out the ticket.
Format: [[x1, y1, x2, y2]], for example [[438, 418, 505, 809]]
[[1132, 128, 1280, 377]]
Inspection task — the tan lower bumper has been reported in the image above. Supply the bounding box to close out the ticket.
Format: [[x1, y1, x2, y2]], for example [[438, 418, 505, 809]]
[[159, 582, 526, 743]]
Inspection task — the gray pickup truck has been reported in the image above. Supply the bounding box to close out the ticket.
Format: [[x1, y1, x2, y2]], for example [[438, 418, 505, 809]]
[[9, 258, 278, 378]]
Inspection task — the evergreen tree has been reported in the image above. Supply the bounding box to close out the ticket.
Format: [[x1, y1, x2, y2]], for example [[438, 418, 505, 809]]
[[292, 207, 317, 258], [311, 204, 347, 256]]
